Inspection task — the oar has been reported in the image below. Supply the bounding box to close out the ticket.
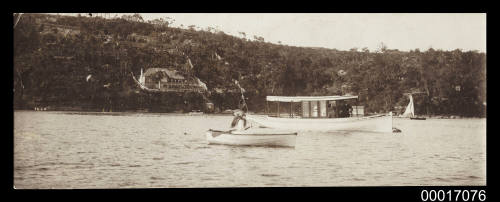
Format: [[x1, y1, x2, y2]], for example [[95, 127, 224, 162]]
[[234, 80, 248, 113], [209, 129, 235, 137]]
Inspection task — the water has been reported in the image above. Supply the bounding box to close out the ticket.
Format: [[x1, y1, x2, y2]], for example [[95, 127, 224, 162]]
[[14, 111, 486, 188]]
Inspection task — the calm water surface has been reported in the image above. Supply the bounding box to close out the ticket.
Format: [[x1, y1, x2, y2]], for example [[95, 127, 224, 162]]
[[14, 111, 486, 188]]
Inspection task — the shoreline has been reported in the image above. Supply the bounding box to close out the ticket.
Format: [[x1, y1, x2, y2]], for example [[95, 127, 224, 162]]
[[392, 115, 486, 120], [13, 109, 235, 116], [14, 110, 485, 119]]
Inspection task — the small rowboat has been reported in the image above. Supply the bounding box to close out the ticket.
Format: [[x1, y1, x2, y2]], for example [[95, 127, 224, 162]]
[[206, 128, 297, 147], [188, 110, 204, 115]]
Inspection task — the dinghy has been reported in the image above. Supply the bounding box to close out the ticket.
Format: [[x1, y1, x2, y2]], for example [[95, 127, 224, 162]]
[[206, 128, 297, 147]]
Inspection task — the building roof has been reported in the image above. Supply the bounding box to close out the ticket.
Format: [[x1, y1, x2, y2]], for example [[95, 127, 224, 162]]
[[144, 68, 185, 80], [266, 95, 358, 102]]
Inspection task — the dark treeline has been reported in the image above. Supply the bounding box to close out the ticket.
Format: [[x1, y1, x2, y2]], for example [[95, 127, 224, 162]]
[[13, 14, 486, 117]]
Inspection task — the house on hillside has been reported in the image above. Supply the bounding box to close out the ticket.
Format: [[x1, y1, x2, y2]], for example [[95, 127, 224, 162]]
[[39, 23, 81, 37], [138, 68, 207, 93], [34, 15, 58, 23], [127, 33, 154, 43]]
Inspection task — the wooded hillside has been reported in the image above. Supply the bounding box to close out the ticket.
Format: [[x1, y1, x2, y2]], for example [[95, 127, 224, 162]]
[[13, 14, 486, 117]]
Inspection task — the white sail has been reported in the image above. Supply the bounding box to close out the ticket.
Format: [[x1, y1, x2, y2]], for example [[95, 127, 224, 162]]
[[402, 94, 415, 118], [139, 68, 145, 85]]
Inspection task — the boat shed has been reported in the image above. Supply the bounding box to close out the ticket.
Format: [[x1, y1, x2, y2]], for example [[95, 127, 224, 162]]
[[266, 95, 360, 118]]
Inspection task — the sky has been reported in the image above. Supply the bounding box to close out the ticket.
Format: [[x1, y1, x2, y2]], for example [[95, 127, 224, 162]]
[[58, 13, 486, 52]]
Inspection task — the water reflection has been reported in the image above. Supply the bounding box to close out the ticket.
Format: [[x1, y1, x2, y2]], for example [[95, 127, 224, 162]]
[[14, 111, 486, 188]]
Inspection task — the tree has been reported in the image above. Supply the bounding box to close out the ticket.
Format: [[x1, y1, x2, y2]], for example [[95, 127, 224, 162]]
[[377, 42, 387, 53], [13, 13, 486, 117]]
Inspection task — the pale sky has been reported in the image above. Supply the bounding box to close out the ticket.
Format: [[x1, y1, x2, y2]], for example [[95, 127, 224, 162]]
[[58, 13, 487, 52]]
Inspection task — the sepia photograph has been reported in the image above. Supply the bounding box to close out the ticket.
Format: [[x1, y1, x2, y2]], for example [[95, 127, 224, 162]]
[[13, 13, 486, 190]]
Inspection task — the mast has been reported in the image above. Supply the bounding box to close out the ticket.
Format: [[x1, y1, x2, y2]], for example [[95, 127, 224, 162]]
[[14, 13, 23, 28]]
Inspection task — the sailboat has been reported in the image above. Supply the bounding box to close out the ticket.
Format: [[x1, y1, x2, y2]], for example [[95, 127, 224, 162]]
[[401, 94, 426, 120]]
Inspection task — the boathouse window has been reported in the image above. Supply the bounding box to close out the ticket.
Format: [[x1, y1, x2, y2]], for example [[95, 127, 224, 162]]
[[311, 101, 318, 117], [328, 101, 334, 118], [302, 101, 310, 118], [319, 100, 327, 117]]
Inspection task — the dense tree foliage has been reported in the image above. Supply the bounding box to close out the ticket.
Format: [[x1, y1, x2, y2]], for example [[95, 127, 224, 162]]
[[13, 14, 486, 117]]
